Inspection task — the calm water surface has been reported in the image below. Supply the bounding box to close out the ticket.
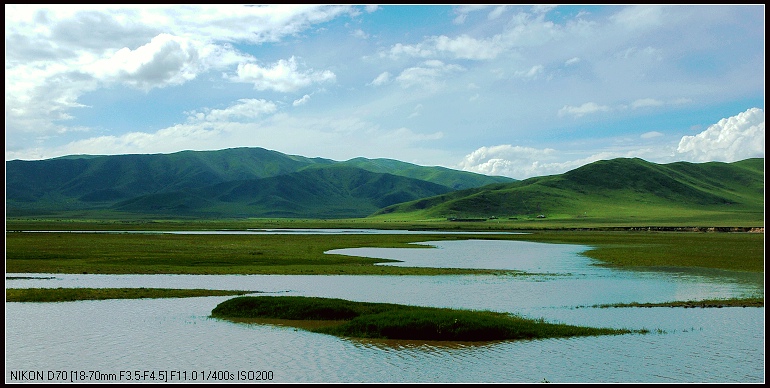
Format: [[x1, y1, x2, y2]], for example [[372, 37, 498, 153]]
[[5, 236, 764, 383]]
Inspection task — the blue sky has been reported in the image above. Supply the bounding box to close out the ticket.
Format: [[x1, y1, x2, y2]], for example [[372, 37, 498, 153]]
[[4, 4, 765, 179]]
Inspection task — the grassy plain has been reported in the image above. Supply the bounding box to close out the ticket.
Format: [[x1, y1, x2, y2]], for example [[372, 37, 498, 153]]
[[6, 218, 763, 307], [210, 296, 643, 341], [5, 218, 764, 274]]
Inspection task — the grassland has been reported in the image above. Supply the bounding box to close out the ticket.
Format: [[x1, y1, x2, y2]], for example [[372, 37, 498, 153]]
[[6, 218, 763, 308], [211, 296, 644, 341], [5, 218, 764, 274], [4, 231, 524, 275]]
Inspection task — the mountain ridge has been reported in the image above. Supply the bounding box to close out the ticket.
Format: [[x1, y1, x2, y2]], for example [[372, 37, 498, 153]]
[[5, 148, 763, 223], [5, 147, 513, 218], [371, 157, 764, 224]]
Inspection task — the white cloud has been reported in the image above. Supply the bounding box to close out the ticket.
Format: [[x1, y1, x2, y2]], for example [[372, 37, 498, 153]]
[[558, 102, 610, 118], [458, 108, 765, 180], [641, 131, 663, 139], [293, 94, 311, 106], [457, 143, 679, 180], [488, 6, 507, 20], [676, 108, 764, 162], [86, 33, 223, 91], [351, 29, 368, 39], [186, 99, 278, 122], [369, 72, 392, 86], [453, 13, 468, 25], [452, 5, 488, 25], [457, 145, 559, 178], [408, 104, 423, 119], [631, 98, 664, 109], [433, 35, 505, 60], [5, 108, 448, 164], [231, 56, 336, 92], [514, 65, 544, 79], [386, 42, 435, 59], [609, 5, 664, 31], [4, 4, 354, 141], [565, 57, 581, 66], [387, 34, 505, 60], [395, 61, 464, 90], [532, 5, 557, 14]]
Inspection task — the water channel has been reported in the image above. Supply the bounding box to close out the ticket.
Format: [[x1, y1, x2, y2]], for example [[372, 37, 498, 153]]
[[5, 230, 765, 383]]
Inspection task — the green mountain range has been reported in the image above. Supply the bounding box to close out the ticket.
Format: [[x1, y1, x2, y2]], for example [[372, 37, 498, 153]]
[[6, 149, 763, 223], [5, 147, 513, 218], [372, 157, 764, 225]]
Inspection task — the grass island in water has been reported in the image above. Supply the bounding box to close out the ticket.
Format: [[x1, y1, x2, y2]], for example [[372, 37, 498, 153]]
[[210, 295, 646, 342]]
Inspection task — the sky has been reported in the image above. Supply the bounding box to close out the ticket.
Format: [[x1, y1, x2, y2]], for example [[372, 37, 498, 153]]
[[4, 4, 765, 180]]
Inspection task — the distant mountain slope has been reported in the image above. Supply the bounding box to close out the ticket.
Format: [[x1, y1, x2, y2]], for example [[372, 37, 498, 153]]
[[5, 147, 509, 218], [372, 158, 765, 223], [337, 157, 513, 190], [113, 166, 455, 218]]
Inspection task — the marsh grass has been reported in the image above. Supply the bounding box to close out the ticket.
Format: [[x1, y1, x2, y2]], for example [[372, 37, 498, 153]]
[[5, 227, 763, 274], [3, 231, 525, 275], [591, 297, 764, 308], [211, 296, 643, 341], [5, 288, 257, 302]]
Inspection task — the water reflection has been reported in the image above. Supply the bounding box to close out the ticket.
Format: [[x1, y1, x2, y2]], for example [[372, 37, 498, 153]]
[[5, 238, 764, 383]]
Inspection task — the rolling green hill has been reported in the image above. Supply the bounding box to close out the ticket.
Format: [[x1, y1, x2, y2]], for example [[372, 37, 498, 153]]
[[5, 147, 511, 218], [113, 166, 455, 218], [337, 157, 513, 189], [6, 149, 763, 223], [372, 158, 765, 225]]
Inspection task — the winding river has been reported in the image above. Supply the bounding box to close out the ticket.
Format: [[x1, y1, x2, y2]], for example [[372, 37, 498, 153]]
[[5, 230, 764, 383]]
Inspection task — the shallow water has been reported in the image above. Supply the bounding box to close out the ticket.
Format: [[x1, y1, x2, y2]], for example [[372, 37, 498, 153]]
[[5, 238, 764, 383]]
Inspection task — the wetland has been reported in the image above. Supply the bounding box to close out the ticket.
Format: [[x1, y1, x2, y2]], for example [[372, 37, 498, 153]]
[[5, 220, 765, 383]]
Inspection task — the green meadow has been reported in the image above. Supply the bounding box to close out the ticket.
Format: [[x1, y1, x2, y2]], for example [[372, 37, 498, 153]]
[[6, 218, 763, 311], [5, 218, 764, 274]]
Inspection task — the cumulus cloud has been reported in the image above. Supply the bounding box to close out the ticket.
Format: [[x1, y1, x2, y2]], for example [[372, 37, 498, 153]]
[[676, 107, 764, 162], [457, 143, 679, 180], [231, 56, 336, 92], [86, 33, 225, 91], [4, 4, 353, 139], [457, 145, 561, 178], [456, 144, 662, 180], [458, 108, 764, 180]]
